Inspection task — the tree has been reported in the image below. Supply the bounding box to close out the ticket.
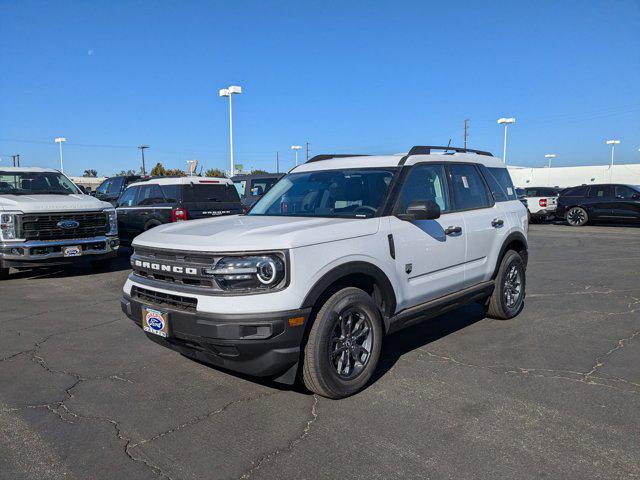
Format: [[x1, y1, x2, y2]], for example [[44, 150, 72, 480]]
[[165, 168, 186, 177], [83, 169, 97, 177], [116, 169, 137, 176], [150, 163, 166, 176], [251, 169, 269, 174], [205, 168, 228, 178]]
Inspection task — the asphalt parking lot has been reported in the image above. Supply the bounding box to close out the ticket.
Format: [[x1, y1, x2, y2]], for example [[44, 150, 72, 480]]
[[1, 223, 639, 480]]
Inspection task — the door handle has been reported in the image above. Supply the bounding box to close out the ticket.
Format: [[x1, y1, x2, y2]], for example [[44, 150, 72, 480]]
[[491, 218, 504, 228], [445, 226, 462, 235], [140, 211, 149, 216]]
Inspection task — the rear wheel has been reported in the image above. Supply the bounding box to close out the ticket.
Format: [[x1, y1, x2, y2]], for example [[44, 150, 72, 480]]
[[302, 287, 383, 399], [566, 207, 588, 226], [486, 250, 526, 320]]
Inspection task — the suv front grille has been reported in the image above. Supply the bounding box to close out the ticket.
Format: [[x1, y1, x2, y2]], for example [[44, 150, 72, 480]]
[[19, 212, 108, 241], [131, 286, 197, 312], [131, 248, 221, 289]]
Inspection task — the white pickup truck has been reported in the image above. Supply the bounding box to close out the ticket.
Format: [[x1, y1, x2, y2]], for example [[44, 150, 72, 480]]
[[523, 187, 560, 222], [0, 167, 119, 278]]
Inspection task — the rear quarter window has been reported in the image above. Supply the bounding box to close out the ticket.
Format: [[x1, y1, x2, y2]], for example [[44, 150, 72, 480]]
[[483, 167, 517, 202], [182, 183, 241, 203], [561, 186, 588, 197]]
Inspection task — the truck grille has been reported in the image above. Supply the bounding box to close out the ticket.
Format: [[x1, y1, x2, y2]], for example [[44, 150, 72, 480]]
[[19, 212, 108, 241], [132, 286, 198, 312]]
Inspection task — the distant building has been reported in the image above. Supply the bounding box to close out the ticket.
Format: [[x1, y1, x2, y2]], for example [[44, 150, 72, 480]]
[[69, 176, 106, 192], [508, 164, 640, 188]]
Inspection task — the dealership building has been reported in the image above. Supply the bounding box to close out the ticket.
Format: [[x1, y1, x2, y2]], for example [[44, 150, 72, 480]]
[[508, 163, 640, 188]]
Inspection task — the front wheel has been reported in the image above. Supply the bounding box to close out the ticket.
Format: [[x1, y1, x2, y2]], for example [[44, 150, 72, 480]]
[[302, 287, 383, 399], [486, 250, 526, 320], [566, 207, 588, 226]]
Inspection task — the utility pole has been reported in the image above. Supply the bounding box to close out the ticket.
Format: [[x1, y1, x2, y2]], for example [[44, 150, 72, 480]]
[[138, 145, 149, 176], [306, 142, 311, 162], [463, 119, 469, 149], [12, 154, 20, 167], [276, 151, 280, 173]]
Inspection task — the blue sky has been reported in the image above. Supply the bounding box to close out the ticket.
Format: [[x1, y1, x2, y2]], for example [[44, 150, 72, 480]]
[[1, 0, 639, 176]]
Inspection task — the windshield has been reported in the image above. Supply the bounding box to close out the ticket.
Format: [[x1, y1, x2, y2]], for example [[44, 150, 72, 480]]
[[248, 168, 397, 218], [0, 171, 81, 195]]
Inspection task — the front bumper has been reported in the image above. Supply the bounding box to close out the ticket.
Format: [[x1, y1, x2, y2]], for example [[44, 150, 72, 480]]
[[0, 236, 119, 268], [121, 293, 311, 383]]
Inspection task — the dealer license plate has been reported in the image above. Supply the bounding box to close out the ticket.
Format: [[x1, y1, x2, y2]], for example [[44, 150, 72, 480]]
[[63, 246, 82, 257], [142, 307, 170, 338]]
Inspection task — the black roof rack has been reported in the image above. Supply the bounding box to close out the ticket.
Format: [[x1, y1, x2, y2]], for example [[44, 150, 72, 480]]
[[306, 154, 370, 163], [407, 146, 493, 157]]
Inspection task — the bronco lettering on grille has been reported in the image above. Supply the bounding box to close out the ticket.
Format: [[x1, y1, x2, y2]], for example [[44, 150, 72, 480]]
[[134, 259, 198, 275]]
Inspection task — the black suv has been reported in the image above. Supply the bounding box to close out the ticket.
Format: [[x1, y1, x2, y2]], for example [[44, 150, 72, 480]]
[[231, 173, 283, 210], [556, 183, 640, 226], [115, 177, 242, 243], [95, 175, 142, 205]]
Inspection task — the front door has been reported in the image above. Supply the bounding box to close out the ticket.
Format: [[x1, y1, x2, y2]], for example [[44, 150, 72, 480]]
[[613, 185, 640, 221], [389, 163, 466, 310]]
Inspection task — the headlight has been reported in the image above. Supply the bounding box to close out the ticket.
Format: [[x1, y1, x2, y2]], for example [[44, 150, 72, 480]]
[[105, 208, 118, 235], [208, 254, 286, 292], [0, 212, 22, 241]]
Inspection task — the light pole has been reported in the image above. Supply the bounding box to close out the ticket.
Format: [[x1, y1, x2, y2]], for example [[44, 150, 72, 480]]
[[138, 145, 149, 176], [54, 137, 67, 173], [219, 85, 242, 177], [291, 145, 302, 166], [544, 154, 556, 186], [497, 117, 516, 163], [606, 139, 620, 182]]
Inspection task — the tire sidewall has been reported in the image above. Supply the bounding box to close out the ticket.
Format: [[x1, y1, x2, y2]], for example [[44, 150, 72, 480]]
[[497, 252, 526, 317], [310, 290, 382, 397], [567, 207, 588, 226]]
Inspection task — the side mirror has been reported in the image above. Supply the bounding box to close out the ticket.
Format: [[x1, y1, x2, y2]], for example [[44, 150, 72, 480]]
[[398, 200, 441, 221]]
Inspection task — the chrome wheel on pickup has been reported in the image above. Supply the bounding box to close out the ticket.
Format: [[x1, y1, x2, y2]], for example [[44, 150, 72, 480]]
[[303, 287, 382, 399]]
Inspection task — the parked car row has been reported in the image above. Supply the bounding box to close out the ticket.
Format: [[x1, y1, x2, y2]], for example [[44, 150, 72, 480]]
[[515, 183, 640, 226]]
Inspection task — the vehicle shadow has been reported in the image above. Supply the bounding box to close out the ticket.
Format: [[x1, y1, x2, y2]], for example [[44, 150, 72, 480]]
[[369, 302, 486, 386], [7, 250, 132, 280]]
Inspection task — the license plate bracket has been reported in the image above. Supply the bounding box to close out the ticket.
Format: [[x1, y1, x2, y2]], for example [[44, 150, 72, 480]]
[[63, 246, 82, 257], [142, 307, 170, 338]]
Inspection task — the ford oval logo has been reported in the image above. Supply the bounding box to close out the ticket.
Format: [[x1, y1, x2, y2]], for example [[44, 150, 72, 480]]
[[57, 220, 80, 229]]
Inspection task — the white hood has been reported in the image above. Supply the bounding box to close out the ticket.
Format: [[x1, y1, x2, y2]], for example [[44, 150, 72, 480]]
[[132, 214, 381, 251], [0, 194, 112, 213]]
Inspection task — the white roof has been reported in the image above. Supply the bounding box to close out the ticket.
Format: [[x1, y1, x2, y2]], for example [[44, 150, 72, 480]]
[[129, 176, 232, 188], [291, 152, 506, 173], [0, 166, 59, 173]]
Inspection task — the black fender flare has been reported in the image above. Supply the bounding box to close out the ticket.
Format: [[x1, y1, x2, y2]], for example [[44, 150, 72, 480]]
[[300, 261, 397, 320], [492, 231, 528, 279]]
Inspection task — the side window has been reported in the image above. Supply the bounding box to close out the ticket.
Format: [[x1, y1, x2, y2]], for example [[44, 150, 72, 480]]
[[449, 164, 492, 211], [96, 179, 111, 195], [160, 185, 180, 203], [117, 186, 138, 207], [137, 184, 166, 206], [485, 167, 516, 201], [615, 186, 638, 199], [589, 185, 613, 198], [250, 178, 277, 196], [234, 180, 247, 198], [563, 186, 588, 197], [108, 176, 125, 195], [399, 164, 450, 213]]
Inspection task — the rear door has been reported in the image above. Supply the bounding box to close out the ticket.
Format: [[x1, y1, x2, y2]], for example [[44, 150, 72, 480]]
[[389, 163, 466, 309], [613, 185, 640, 221], [135, 183, 172, 230], [115, 186, 141, 241], [587, 185, 615, 220], [180, 181, 243, 219], [447, 163, 506, 287]]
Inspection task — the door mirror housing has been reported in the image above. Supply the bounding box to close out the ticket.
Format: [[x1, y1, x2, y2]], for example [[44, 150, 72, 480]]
[[397, 200, 441, 221]]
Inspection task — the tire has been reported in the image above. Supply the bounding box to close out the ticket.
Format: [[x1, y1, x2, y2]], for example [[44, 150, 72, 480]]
[[566, 206, 588, 226], [486, 250, 526, 320], [144, 220, 162, 231], [302, 287, 383, 399]]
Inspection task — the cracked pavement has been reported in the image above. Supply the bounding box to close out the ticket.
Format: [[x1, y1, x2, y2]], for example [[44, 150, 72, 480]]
[[1, 223, 639, 479]]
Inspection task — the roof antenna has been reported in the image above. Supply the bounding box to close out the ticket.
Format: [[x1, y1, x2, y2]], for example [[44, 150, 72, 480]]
[[445, 138, 452, 152]]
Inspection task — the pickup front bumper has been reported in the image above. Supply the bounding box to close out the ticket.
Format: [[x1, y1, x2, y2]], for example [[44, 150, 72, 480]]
[[121, 292, 311, 384], [0, 236, 119, 268]]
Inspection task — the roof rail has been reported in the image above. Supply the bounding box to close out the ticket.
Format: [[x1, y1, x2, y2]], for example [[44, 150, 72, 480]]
[[407, 146, 493, 157], [306, 154, 370, 163]]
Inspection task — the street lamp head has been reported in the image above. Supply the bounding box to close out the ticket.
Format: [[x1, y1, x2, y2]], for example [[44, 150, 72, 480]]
[[227, 85, 242, 94], [606, 139, 620, 145], [291, 145, 302, 150], [138, 144, 149, 150], [497, 117, 516, 125], [219, 88, 229, 97], [544, 154, 556, 158], [54, 137, 67, 143]]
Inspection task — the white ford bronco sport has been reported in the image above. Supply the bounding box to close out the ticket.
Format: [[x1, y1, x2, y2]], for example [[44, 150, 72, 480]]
[[121, 146, 528, 398], [0, 167, 119, 278]]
